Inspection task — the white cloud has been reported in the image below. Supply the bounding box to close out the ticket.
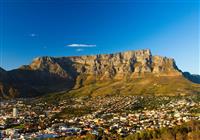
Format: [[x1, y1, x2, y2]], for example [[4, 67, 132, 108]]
[[76, 48, 84, 52], [67, 44, 96, 48], [29, 33, 37, 37]]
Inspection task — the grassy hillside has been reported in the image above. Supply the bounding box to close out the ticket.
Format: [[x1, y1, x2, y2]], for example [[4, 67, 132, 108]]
[[40, 76, 200, 102], [67, 76, 199, 97]]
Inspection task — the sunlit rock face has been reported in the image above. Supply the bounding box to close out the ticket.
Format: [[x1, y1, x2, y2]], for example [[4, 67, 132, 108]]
[[0, 49, 184, 98], [66, 49, 181, 79]]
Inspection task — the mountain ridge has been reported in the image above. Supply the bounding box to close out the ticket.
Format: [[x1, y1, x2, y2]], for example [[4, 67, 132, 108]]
[[0, 49, 199, 99]]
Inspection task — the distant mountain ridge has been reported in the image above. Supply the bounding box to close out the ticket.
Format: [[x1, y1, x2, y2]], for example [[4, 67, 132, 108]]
[[0, 49, 199, 99], [183, 72, 200, 84]]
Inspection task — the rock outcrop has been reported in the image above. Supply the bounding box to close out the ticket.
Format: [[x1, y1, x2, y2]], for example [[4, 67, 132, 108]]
[[0, 49, 195, 98]]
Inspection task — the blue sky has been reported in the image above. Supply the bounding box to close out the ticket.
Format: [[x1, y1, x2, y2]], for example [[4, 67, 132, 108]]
[[0, 0, 199, 74]]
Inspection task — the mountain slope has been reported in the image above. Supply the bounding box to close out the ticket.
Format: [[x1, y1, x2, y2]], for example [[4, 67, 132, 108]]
[[0, 49, 199, 99], [183, 72, 200, 84], [64, 76, 200, 98]]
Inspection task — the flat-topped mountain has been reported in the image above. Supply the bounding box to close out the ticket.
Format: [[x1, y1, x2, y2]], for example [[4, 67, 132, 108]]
[[0, 49, 199, 99], [22, 49, 181, 78]]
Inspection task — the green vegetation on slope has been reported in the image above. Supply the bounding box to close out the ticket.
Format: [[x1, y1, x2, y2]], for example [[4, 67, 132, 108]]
[[53, 106, 93, 119], [66, 76, 200, 98], [38, 76, 200, 103]]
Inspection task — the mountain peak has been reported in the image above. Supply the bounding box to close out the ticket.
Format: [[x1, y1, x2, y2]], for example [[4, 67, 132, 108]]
[[0, 49, 198, 99], [122, 48, 151, 55], [23, 49, 182, 82], [0, 67, 6, 72], [22, 49, 182, 78]]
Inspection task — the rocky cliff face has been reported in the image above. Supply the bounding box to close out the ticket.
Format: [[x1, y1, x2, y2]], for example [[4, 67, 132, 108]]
[[29, 49, 181, 78], [0, 49, 188, 98]]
